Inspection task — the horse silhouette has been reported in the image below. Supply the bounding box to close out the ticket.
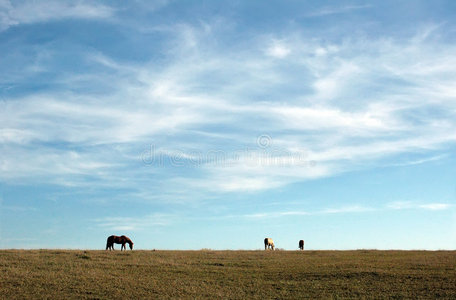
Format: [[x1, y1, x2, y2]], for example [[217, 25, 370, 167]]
[[299, 240, 304, 250], [106, 235, 134, 250]]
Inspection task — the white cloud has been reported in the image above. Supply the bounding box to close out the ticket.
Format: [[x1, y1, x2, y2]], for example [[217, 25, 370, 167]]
[[266, 40, 291, 58], [418, 203, 452, 211], [386, 201, 414, 210], [94, 213, 175, 232], [0, 146, 116, 182], [319, 205, 375, 214], [244, 211, 310, 219], [0, 0, 114, 31], [392, 155, 447, 167], [312, 62, 363, 100], [387, 201, 453, 211], [1, 205, 38, 212], [306, 4, 372, 17], [270, 105, 392, 132], [226, 201, 452, 220], [241, 205, 374, 219], [2, 20, 456, 195]]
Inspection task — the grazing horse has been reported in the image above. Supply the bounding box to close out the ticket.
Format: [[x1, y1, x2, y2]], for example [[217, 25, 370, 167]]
[[264, 237, 275, 250], [106, 235, 134, 251], [299, 240, 304, 250]]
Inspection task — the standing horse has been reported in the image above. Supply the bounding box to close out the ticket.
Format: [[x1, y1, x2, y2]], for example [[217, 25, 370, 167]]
[[299, 240, 304, 250], [264, 237, 275, 250], [106, 235, 134, 251]]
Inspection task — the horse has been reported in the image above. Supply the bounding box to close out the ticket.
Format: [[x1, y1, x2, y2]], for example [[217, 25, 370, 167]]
[[106, 235, 134, 251], [264, 237, 274, 250], [299, 240, 304, 250]]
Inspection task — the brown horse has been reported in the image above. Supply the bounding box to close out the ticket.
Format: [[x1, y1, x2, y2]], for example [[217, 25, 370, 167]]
[[106, 235, 134, 250], [299, 240, 304, 250]]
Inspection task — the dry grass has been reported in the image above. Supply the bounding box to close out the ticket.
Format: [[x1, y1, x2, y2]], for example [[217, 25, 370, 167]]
[[1, 250, 455, 299]]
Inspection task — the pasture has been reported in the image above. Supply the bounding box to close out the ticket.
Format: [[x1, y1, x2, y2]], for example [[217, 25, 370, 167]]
[[1, 250, 455, 299]]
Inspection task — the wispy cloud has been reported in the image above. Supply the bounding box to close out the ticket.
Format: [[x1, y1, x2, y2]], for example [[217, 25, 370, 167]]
[[319, 205, 375, 214], [0, 0, 114, 31], [266, 39, 291, 59], [387, 201, 415, 210], [391, 154, 447, 167], [93, 213, 176, 231], [1, 205, 38, 212], [387, 201, 453, 211], [306, 4, 371, 17], [1, 16, 455, 196], [418, 203, 452, 211], [242, 205, 374, 219], [244, 211, 310, 219], [231, 201, 453, 220]]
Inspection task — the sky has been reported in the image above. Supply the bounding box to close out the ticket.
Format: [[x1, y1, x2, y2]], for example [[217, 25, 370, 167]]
[[1, 0, 456, 250]]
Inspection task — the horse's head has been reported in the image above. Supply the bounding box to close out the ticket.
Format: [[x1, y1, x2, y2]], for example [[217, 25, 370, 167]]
[[129, 242, 134, 250]]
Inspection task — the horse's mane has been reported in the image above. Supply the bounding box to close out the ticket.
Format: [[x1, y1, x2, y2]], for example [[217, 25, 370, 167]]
[[121, 235, 133, 244]]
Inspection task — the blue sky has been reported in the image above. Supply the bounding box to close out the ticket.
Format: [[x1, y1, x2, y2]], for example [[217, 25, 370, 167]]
[[1, 0, 456, 250]]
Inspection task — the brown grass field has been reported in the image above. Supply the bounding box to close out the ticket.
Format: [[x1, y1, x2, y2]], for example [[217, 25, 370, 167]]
[[1, 250, 455, 299]]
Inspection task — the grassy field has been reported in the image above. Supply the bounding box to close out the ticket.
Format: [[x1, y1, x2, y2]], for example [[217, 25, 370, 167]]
[[1, 250, 455, 299]]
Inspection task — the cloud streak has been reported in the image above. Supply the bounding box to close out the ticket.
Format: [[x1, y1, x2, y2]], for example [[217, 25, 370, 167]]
[[1, 13, 456, 197], [238, 202, 453, 220], [0, 0, 114, 31], [387, 201, 453, 211], [93, 213, 176, 232], [305, 4, 372, 17]]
